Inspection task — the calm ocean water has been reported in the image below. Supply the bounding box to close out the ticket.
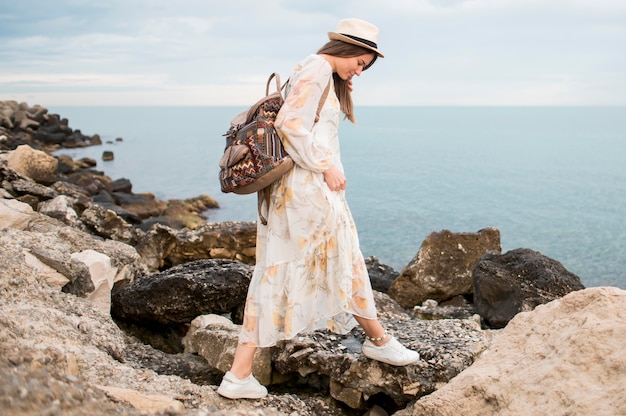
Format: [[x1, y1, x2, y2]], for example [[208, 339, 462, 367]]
[[50, 106, 626, 289]]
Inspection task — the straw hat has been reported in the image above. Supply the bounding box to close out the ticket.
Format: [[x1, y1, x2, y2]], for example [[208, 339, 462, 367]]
[[328, 18, 384, 58]]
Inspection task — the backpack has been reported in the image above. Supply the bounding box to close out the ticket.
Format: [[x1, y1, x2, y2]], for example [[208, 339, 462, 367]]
[[219, 72, 330, 224]]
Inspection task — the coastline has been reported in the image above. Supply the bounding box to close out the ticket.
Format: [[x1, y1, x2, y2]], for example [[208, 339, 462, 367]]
[[2, 100, 625, 415]]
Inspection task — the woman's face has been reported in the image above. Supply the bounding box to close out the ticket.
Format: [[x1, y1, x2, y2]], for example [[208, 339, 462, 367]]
[[334, 53, 375, 81]]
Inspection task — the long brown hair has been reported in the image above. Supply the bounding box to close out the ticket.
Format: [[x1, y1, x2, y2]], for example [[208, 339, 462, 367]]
[[317, 40, 377, 123]]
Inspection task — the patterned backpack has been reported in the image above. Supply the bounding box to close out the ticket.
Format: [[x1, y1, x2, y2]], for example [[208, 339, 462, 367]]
[[219, 72, 329, 224]]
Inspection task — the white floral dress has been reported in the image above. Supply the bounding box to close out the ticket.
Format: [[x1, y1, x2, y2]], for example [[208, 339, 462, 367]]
[[239, 54, 378, 348]]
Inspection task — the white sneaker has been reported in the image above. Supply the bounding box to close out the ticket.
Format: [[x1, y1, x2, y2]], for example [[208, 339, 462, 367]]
[[217, 371, 268, 399], [362, 336, 420, 366]]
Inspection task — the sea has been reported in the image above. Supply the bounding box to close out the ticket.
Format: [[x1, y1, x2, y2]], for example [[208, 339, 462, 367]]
[[49, 106, 626, 290]]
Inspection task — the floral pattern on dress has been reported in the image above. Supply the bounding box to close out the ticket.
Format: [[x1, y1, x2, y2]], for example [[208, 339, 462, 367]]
[[238, 55, 377, 348]]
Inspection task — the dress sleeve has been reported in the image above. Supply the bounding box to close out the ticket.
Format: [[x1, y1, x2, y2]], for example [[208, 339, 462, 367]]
[[275, 57, 333, 173]]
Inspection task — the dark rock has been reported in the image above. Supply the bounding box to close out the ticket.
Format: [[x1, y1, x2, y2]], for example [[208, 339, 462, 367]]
[[111, 258, 252, 326], [102, 151, 114, 161], [365, 255, 399, 293], [12, 178, 58, 200], [92, 190, 116, 204], [65, 170, 111, 196], [55, 155, 80, 174], [113, 192, 166, 219], [62, 132, 89, 148], [110, 178, 132, 193], [32, 130, 67, 145], [473, 248, 585, 328]]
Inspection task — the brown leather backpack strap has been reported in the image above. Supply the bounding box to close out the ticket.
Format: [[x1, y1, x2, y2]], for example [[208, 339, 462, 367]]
[[314, 79, 331, 123], [266, 73, 281, 96], [258, 77, 331, 225], [257, 186, 272, 225]]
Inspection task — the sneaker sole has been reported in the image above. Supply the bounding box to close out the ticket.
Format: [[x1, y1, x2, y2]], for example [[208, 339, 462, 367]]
[[362, 350, 421, 366], [217, 386, 268, 400]]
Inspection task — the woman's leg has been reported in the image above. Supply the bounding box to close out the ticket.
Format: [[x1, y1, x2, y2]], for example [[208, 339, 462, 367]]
[[229, 343, 257, 378], [353, 315, 390, 346], [217, 342, 267, 399]]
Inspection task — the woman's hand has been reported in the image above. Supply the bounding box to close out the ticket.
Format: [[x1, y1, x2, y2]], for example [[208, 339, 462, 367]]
[[323, 165, 346, 191]]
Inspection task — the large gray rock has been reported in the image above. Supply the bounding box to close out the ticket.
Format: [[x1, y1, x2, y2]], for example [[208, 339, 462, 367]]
[[81, 203, 143, 245], [0, 203, 147, 299], [473, 248, 585, 328], [38, 194, 80, 227], [388, 228, 501, 308], [400, 287, 626, 416]]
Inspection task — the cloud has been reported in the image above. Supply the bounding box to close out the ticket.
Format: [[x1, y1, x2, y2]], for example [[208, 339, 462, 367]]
[[1, 0, 625, 106]]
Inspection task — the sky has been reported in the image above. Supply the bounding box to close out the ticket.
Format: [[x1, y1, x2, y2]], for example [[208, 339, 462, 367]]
[[1, 0, 625, 106]]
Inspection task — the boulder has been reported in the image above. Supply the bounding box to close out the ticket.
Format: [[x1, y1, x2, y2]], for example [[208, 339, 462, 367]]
[[400, 287, 626, 416], [80, 204, 143, 245], [388, 228, 501, 308], [0, 205, 147, 299], [38, 195, 80, 227], [135, 221, 257, 272], [3, 144, 58, 184], [111, 258, 252, 326], [65, 170, 112, 196], [473, 248, 585, 328], [113, 191, 166, 218]]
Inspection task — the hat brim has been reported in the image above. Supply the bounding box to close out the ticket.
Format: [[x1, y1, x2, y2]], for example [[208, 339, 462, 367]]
[[328, 32, 384, 58]]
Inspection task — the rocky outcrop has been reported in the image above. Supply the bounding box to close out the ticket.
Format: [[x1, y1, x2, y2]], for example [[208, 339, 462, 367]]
[[0, 242, 348, 416], [135, 221, 257, 272], [388, 228, 501, 308], [183, 291, 491, 412], [2, 102, 620, 415], [398, 287, 626, 416], [473, 248, 585, 328], [0, 199, 147, 302], [1, 100, 101, 151]]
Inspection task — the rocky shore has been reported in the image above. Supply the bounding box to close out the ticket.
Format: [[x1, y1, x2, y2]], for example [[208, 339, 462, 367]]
[[1, 100, 625, 415]]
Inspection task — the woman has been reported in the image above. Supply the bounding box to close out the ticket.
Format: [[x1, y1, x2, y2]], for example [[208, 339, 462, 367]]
[[218, 18, 420, 400]]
